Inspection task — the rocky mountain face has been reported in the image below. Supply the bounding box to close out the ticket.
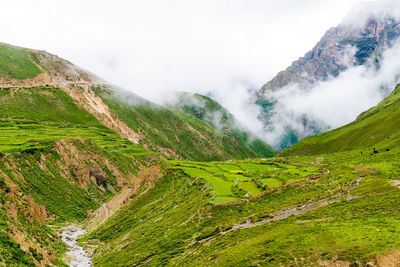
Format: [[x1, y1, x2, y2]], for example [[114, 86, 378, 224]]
[[257, 15, 400, 150]]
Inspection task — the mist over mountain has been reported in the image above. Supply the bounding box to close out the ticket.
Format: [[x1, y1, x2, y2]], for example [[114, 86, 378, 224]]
[[3, 1, 400, 266], [257, 0, 400, 150]]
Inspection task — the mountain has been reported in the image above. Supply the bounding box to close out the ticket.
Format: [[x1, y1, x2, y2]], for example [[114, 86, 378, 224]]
[[0, 42, 273, 265], [0, 42, 273, 161], [93, 88, 275, 161], [257, 11, 400, 150]]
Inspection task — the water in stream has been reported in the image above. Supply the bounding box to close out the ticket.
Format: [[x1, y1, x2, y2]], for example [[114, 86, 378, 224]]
[[61, 225, 92, 267]]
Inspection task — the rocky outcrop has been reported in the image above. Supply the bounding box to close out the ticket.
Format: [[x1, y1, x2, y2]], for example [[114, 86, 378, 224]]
[[54, 138, 136, 188]]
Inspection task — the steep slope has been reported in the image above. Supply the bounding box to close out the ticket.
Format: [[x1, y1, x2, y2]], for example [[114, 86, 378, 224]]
[[0, 85, 157, 265], [257, 11, 400, 149], [0, 42, 273, 161], [281, 83, 400, 156]]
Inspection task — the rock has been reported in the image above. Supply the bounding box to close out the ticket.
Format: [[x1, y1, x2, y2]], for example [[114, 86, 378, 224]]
[[90, 166, 107, 185], [365, 262, 375, 267]]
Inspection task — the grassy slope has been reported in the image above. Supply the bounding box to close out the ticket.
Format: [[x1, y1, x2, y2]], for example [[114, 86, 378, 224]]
[[2, 42, 400, 266], [93, 86, 274, 161], [0, 43, 41, 80], [171, 92, 275, 157], [169, 159, 322, 204], [281, 84, 400, 156], [0, 86, 153, 265], [89, 147, 400, 266]]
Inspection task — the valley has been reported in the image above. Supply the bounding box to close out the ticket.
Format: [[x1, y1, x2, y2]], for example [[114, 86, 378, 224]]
[[87, 145, 400, 266], [1, 3, 400, 265]]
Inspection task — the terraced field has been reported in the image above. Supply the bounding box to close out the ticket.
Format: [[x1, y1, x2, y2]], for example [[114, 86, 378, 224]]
[[169, 159, 323, 203]]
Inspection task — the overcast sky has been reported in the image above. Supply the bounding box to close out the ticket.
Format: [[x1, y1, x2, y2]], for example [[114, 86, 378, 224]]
[[0, 0, 365, 103]]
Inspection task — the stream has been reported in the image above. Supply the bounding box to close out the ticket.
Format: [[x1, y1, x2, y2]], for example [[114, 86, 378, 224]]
[[61, 225, 92, 267]]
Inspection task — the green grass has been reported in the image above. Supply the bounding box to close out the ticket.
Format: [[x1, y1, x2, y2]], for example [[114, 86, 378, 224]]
[[169, 159, 323, 203], [0, 43, 41, 80], [262, 178, 282, 188], [238, 181, 262, 196]]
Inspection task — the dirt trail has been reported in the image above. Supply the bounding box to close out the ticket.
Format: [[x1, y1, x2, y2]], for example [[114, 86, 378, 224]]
[[221, 178, 362, 234]]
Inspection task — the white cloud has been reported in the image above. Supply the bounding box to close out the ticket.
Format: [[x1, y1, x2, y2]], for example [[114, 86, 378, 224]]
[[343, 0, 400, 27], [265, 38, 400, 146]]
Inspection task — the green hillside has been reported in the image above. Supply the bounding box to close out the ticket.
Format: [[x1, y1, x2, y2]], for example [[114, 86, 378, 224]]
[[281, 84, 400, 156], [93, 86, 274, 161], [0, 42, 274, 265], [0, 43, 41, 80], [171, 92, 275, 158], [0, 86, 152, 156], [0, 85, 153, 265], [89, 147, 400, 266]]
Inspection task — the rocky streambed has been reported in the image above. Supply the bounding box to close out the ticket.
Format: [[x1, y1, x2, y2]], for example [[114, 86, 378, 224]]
[[61, 225, 93, 267]]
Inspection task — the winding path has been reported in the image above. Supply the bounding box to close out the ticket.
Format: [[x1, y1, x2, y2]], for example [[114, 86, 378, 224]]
[[221, 178, 362, 235]]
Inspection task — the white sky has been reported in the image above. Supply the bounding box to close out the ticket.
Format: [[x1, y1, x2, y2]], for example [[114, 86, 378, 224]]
[[0, 0, 365, 103]]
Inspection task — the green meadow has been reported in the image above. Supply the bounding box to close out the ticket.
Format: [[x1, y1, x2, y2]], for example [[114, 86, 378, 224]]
[[168, 159, 323, 203]]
